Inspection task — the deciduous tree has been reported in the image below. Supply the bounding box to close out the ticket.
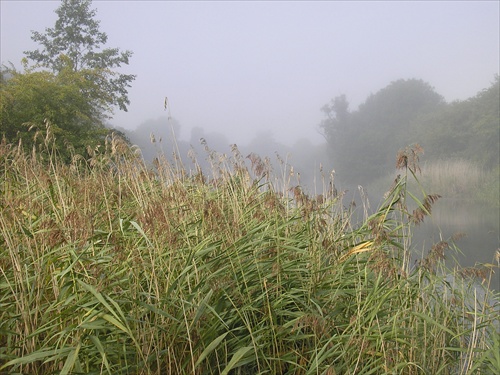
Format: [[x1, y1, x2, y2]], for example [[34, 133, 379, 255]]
[[0, 59, 107, 160], [24, 0, 135, 113], [320, 79, 444, 186]]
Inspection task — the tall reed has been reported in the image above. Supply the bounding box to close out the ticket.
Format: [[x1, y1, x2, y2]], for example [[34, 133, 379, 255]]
[[408, 158, 487, 199], [0, 135, 498, 374]]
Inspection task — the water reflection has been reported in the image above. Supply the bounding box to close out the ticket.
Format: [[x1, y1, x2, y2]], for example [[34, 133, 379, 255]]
[[412, 199, 499, 291]]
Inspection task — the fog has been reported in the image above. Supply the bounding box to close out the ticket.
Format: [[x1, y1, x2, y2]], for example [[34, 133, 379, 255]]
[[1, 1, 498, 149], [1, 1, 499, 287]]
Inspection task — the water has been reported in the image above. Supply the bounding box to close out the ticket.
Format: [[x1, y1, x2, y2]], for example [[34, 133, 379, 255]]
[[412, 199, 499, 291]]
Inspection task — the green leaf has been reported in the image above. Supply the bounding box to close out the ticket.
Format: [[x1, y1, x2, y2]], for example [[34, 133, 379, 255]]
[[194, 331, 229, 368], [220, 346, 253, 375], [60, 342, 81, 375], [0, 348, 59, 369], [89, 335, 112, 373]]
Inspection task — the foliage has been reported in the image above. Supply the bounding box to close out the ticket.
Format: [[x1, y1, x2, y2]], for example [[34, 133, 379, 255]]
[[0, 136, 498, 374], [24, 0, 135, 112], [477, 165, 500, 207], [320, 79, 444, 186], [1, 0, 136, 162], [0, 60, 108, 161], [416, 75, 500, 169], [320, 77, 499, 190]]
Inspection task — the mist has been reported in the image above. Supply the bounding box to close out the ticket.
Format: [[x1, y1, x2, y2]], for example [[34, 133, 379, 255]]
[[1, 1, 498, 196], [122, 115, 334, 197], [1, 4, 499, 371], [2, 1, 498, 151]]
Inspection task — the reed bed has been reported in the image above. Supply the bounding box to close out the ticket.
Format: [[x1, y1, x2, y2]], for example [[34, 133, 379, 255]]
[[410, 159, 487, 199], [0, 135, 498, 374]]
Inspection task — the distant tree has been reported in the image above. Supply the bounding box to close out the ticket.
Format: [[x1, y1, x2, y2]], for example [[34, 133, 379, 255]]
[[468, 75, 499, 168], [125, 117, 185, 162], [415, 75, 499, 168], [320, 79, 445, 186], [24, 0, 135, 114], [319, 94, 351, 148], [189, 127, 230, 154]]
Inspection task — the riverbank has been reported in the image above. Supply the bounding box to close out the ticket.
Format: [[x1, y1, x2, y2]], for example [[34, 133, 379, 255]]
[[1, 138, 498, 374]]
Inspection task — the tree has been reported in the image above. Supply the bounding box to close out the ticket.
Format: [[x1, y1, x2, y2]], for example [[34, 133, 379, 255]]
[[320, 79, 445, 186], [319, 94, 351, 147], [24, 0, 135, 113], [414, 75, 499, 168], [0, 59, 108, 160]]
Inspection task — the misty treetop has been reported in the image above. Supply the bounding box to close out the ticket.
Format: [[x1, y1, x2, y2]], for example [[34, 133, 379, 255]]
[[320, 77, 499, 186], [417, 75, 500, 168], [24, 0, 136, 112]]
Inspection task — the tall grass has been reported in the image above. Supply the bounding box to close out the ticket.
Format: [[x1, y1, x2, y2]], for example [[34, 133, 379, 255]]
[[416, 159, 487, 198], [371, 158, 497, 204], [0, 135, 498, 374]]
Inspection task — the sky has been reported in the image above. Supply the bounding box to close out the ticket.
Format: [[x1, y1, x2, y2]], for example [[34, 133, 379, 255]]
[[1, 0, 499, 145]]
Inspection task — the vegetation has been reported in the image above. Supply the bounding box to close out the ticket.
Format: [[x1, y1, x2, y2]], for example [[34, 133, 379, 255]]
[[1, 0, 135, 162], [1, 135, 498, 374], [0, 60, 108, 160], [371, 158, 498, 207], [0, 3, 497, 372], [412, 160, 488, 200], [24, 0, 135, 112], [320, 77, 500, 193]]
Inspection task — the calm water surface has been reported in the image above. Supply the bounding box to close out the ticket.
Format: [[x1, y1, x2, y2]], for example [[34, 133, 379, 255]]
[[412, 199, 499, 291]]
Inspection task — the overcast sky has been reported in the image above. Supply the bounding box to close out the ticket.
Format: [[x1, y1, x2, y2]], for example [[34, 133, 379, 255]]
[[1, 0, 499, 145]]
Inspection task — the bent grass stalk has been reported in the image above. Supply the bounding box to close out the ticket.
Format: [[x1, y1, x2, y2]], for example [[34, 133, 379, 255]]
[[0, 136, 498, 374]]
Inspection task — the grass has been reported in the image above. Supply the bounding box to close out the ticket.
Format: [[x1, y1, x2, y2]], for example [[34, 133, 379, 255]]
[[0, 135, 498, 374], [414, 159, 488, 199], [373, 158, 499, 207]]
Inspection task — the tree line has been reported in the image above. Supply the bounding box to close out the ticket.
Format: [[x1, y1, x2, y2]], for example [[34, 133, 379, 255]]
[[1, 0, 498, 190], [319, 76, 499, 188]]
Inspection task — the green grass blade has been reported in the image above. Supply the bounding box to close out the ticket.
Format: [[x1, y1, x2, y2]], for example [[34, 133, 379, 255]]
[[194, 331, 229, 368], [60, 342, 81, 375], [220, 346, 253, 375]]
